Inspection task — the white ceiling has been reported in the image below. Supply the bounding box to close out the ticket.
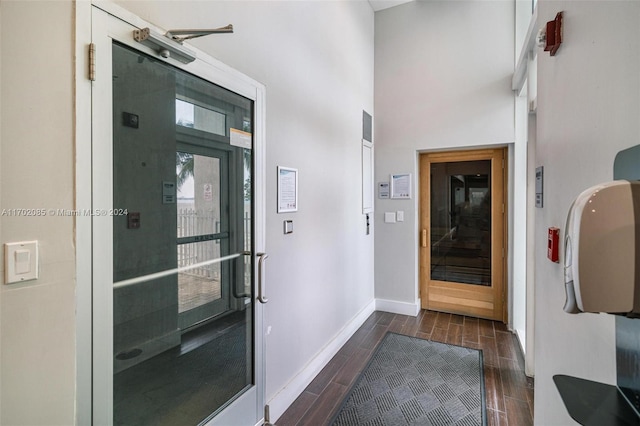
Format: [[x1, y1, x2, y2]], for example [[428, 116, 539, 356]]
[[368, 0, 414, 12]]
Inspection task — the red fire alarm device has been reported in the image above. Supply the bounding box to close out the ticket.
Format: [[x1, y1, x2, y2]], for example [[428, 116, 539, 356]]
[[548, 227, 560, 262], [544, 12, 563, 56]]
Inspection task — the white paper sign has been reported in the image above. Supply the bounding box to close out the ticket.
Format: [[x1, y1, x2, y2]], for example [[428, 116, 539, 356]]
[[162, 181, 176, 204], [203, 183, 213, 201], [378, 182, 390, 199], [230, 128, 252, 149], [278, 167, 298, 213], [391, 174, 412, 199]]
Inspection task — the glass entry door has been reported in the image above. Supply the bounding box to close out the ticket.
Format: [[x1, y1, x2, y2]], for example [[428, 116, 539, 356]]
[[176, 149, 231, 330], [419, 149, 506, 321], [91, 6, 266, 426]]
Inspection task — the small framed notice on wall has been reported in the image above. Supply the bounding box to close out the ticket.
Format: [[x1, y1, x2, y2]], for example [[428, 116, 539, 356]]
[[390, 173, 412, 199], [277, 166, 298, 213], [535, 166, 543, 208], [378, 182, 390, 199]]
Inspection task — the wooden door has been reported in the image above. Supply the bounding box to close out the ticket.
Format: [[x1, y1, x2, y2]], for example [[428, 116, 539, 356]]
[[419, 148, 506, 321]]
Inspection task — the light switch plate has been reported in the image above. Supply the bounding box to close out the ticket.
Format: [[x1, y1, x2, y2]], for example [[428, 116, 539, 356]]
[[396, 211, 404, 222], [284, 220, 293, 234], [384, 212, 396, 223], [4, 241, 38, 284]]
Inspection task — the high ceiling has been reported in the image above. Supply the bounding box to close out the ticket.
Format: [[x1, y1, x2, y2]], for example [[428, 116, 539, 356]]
[[368, 0, 414, 12]]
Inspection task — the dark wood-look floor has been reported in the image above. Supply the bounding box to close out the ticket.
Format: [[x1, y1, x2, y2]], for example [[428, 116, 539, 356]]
[[276, 310, 534, 426]]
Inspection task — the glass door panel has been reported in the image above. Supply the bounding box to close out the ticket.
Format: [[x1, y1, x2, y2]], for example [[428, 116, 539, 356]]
[[176, 154, 223, 241], [111, 41, 255, 425], [177, 240, 223, 312], [430, 160, 492, 285], [176, 151, 230, 330]]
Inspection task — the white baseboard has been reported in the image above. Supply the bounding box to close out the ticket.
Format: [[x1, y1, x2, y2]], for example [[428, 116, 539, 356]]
[[268, 299, 376, 422], [375, 298, 421, 317]]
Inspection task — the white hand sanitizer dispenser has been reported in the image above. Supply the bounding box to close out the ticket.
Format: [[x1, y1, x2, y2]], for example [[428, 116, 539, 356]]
[[564, 180, 640, 315]]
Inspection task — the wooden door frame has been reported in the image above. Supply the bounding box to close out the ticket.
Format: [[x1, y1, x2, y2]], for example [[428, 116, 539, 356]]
[[419, 148, 508, 322]]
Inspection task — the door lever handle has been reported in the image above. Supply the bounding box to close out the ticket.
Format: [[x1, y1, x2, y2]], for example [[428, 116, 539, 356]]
[[257, 252, 269, 304]]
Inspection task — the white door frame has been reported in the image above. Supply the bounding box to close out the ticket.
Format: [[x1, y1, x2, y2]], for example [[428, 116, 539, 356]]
[[75, 2, 266, 424]]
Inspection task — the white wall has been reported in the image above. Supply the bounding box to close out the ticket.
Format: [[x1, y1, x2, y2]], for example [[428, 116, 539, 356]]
[[534, 1, 640, 424], [0, 1, 77, 424], [374, 1, 515, 309], [4, 0, 375, 423]]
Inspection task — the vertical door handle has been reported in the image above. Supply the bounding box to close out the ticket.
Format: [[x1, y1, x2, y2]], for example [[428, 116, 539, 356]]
[[421, 229, 428, 248], [257, 252, 269, 304]]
